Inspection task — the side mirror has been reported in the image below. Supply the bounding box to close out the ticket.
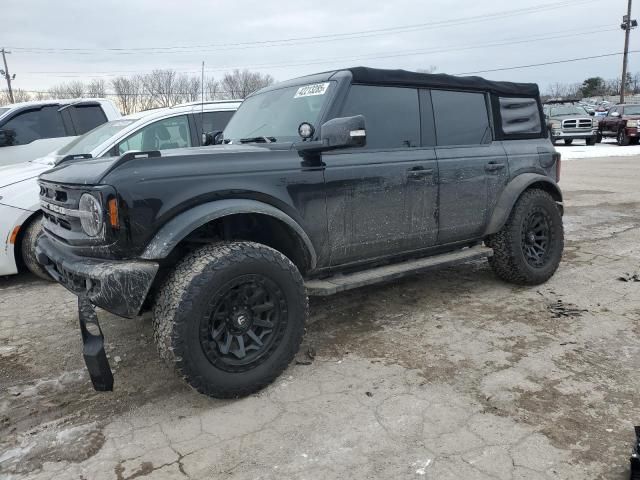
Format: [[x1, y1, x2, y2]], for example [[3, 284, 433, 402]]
[[295, 115, 366, 154], [589, 111, 595, 116], [611, 112, 620, 118], [202, 130, 223, 146], [0, 128, 16, 147]]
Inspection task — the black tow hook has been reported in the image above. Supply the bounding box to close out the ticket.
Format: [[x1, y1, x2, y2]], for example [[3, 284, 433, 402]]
[[78, 296, 114, 391]]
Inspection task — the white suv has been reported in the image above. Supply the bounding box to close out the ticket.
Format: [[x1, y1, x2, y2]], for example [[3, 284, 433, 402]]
[[0, 99, 121, 167], [0, 100, 241, 279]]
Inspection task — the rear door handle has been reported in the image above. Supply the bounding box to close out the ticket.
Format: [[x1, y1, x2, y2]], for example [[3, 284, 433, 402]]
[[407, 167, 434, 180], [485, 162, 505, 172]]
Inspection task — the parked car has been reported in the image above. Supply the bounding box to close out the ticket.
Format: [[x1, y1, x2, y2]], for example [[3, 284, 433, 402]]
[[35, 67, 563, 398], [0, 100, 240, 280], [0, 99, 121, 167], [597, 103, 640, 145], [543, 101, 598, 145]]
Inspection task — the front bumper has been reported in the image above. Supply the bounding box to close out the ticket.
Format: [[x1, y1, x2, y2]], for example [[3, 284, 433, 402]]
[[551, 129, 597, 140], [35, 235, 159, 318]]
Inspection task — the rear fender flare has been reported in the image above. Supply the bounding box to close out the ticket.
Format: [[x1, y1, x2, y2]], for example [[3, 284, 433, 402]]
[[484, 173, 563, 236], [140, 199, 317, 269]]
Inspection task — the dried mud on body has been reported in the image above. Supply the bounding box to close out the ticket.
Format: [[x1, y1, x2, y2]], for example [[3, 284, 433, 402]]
[[1, 156, 640, 479]]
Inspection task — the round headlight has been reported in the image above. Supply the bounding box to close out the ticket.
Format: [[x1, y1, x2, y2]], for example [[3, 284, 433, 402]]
[[79, 193, 103, 237], [298, 122, 315, 139]]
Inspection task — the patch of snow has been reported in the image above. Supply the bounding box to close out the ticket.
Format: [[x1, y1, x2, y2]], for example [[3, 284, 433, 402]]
[[557, 138, 640, 160], [412, 459, 432, 475]]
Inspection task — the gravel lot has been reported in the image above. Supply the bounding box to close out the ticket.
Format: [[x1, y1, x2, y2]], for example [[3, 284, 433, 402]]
[[1, 156, 639, 480]]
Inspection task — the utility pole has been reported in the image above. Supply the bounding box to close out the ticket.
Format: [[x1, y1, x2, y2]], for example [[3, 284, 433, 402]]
[[620, 0, 637, 104], [1, 48, 15, 103]]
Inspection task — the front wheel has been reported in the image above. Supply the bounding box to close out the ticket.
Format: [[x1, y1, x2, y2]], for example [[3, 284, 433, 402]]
[[563, 139, 573, 146], [486, 189, 564, 285], [618, 129, 630, 146], [585, 136, 596, 146], [21, 214, 53, 281], [596, 132, 603, 143], [153, 241, 308, 398]]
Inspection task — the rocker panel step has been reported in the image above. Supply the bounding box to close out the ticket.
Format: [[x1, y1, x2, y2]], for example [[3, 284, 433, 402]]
[[305, 245, 493, 296]]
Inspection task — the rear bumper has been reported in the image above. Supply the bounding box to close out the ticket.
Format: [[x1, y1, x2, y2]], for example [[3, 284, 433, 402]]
[[35, 235, 159, 318]]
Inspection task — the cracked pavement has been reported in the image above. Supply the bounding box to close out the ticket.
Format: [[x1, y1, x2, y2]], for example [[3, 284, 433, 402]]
[[1, 156, 639, 479]]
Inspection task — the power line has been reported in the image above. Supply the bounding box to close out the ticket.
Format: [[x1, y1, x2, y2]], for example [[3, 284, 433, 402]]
[[8, 0, 601, 55], [18, 26, 619, 79], [456, 50, 639, 75]]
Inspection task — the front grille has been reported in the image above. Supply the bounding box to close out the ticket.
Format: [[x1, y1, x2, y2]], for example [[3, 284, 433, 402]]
[[39, 181, 89, 242], [562, 118, 592, 130]]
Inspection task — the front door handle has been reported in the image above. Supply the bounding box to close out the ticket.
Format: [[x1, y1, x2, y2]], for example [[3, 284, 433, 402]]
[[407, 167, 434, 180], [485, 162, 505, 172]]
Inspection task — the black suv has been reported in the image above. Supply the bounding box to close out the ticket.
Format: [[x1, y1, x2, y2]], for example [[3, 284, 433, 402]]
[[36, 67, 564, 398]]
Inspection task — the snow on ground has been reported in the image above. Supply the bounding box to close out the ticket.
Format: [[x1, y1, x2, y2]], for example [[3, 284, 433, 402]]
[[558, 138, 640, 160]]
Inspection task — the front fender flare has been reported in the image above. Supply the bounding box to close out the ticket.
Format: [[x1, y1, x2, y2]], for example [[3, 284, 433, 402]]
[[139, 199, 317, 269], [484, 173, 563, 236]]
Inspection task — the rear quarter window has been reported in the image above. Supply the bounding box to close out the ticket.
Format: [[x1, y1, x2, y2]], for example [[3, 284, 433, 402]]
[[499, 97, 542, 135]]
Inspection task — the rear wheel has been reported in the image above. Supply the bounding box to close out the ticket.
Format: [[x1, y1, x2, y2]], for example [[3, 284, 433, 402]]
[[153, 241, 308, 398], [618, 129, 630, 146], [563, 139, 573, 146], [585, 136, 596, 146], [486, 189, 564, 285], [21, 215, 53, 281]]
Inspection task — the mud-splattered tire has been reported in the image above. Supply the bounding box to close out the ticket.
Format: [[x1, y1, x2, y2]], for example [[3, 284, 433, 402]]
[[152, 241, 308, 398], [486, 189, 563, 285], [21, 215, 53, 281]]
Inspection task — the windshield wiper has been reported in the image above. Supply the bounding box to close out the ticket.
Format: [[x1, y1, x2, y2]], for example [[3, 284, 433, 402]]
[[239, 136, 277, 144]]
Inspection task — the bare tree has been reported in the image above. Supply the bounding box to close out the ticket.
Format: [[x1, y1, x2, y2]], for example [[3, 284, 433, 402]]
[[220, 69, 274, 99], [49, 81, 85, 99], [86, 79, 107, 98], [205, 77, 221, 101], [141, 69, 180, 107], [111, 76, 141, 115]]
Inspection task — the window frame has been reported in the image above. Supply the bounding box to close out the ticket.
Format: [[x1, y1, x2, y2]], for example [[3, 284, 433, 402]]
[[333, 83, 422, 153], [113, 113, 193, 156], [429, 88, 494, 147], [0, 106, 68, 145], [69, 104, 108, 136]]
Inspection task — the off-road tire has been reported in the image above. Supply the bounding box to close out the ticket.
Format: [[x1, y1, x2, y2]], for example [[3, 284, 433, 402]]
[[486, 189, 563, 285], [618, 129, 630, 146], [585, 136, 596, 146], [21, 215, 52, 281], [563, 139, 573, 146], [153, 241, 308, 398]]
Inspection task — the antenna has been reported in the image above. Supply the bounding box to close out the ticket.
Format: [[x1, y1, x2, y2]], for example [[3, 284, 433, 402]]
[[201, 61, 205, 145]]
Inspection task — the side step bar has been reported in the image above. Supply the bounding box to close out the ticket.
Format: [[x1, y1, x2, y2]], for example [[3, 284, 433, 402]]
[[305, 245, 493, 296]]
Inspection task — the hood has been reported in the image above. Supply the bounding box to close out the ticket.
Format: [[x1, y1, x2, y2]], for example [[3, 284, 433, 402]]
[[0, 160, 51, 188], [623, 115, 640, 120], [39, 144, 274, 186], [548, 114, 592, 120]]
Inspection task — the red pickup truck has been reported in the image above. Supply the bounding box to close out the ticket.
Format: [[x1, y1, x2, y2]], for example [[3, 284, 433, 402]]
[[597, 103, 640, 145]]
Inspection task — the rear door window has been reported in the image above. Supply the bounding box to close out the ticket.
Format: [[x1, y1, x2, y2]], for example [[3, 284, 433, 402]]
[[201, 111, 235, 134], [1, 106, 66, 145], [118, 115, 192, 154], [431, 90, 491, 146], [70, 105, 107, 135], [340, 85, 420, 149]]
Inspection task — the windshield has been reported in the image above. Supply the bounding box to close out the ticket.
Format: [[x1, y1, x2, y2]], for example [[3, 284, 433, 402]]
[[549, 105, 588, 116], [57, 119, 136, 156], [222, 82, 334, 143], [624, 105, 640, 115]]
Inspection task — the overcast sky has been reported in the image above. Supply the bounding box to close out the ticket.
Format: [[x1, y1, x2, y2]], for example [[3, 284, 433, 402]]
[[2, 0, 635, 93]]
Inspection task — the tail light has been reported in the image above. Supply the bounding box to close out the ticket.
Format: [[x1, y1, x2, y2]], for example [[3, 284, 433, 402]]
[[553, 151, 561, 183]]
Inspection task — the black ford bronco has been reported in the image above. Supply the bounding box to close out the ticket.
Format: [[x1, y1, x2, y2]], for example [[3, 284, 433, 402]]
[[36, 67, 564, 398]]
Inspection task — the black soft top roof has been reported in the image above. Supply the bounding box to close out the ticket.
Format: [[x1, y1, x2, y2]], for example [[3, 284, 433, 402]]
[[344, 67, 539, 97]]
